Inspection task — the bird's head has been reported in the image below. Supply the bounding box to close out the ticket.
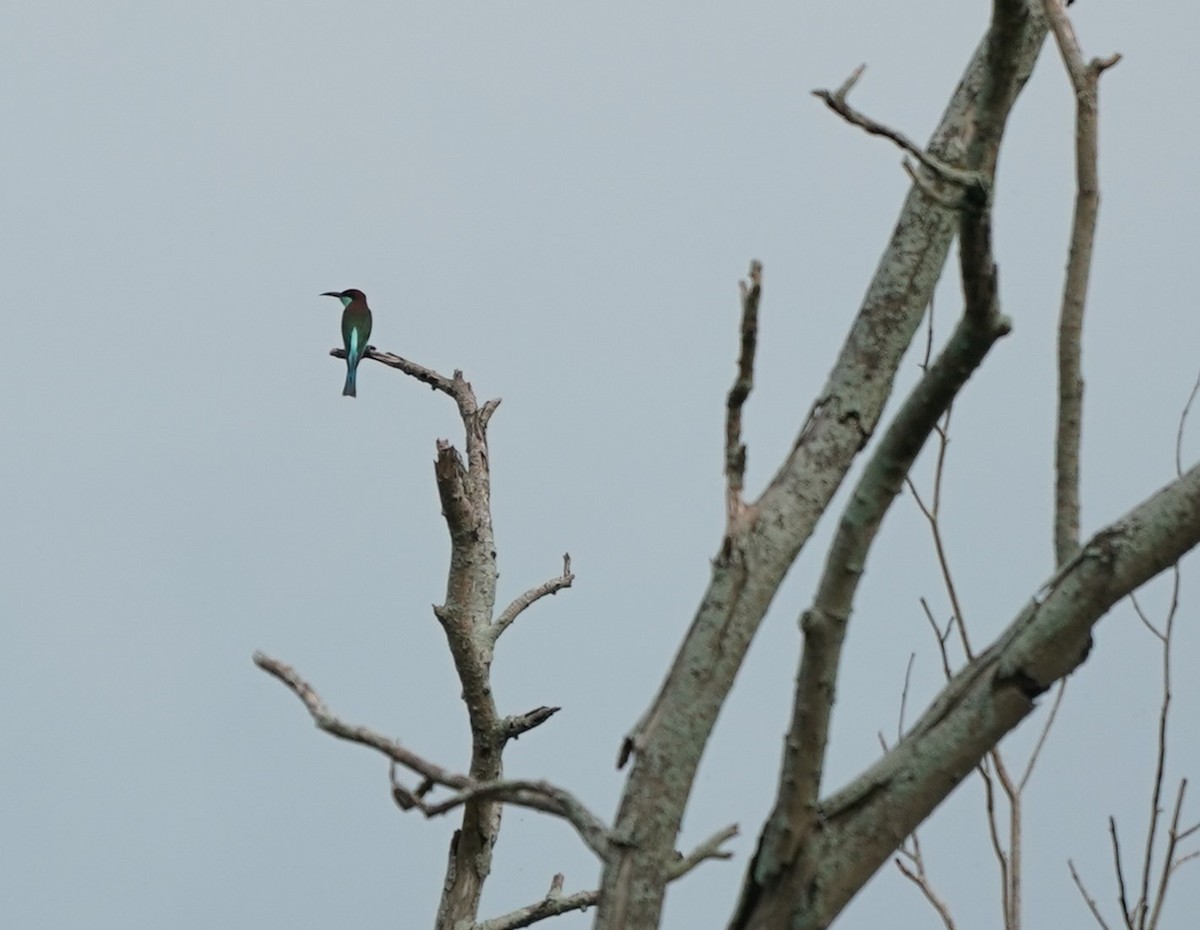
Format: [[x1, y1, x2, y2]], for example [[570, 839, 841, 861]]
[[320, 288, 368, 307]]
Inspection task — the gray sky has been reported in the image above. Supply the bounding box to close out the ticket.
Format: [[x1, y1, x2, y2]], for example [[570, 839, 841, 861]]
[[4, 3, 1199, 928]]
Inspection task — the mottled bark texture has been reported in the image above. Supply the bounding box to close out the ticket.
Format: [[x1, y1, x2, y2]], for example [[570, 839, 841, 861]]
[[595, 5, 1141, 930]]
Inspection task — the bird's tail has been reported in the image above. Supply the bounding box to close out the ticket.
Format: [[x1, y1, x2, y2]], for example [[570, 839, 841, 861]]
[[343, 364, 357, 398]]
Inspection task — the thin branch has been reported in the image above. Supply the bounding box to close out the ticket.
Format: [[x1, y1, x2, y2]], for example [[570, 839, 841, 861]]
[[253, 652, 469, 788], [1139, 563, 1181, 929], [422, 779, 613, 861], [898, 652, 917, 739], [1070, 859, 1114, 930], [908, 407, 975, 661], [473, 825, 737, 930], [1018, 678, 1068, 791], [1129, 592, 1165, 641], [1175, 370, 1200, 477], [813, 65, 984, 191], [978, 757, 1012, 922], [1039, 0, 1122, 567], [1108, 817, 1134, 929], [493, 553, 575, 640], [1147, 779, 1188, 929], [726, 261, 762, 530], [475, 881, 598, 930], [895, 855, 958, 930], [667, 823, 740, 879], [919, 598, 955, 681]]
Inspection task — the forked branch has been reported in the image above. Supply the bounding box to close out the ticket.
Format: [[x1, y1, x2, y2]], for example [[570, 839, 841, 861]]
[[493, 553, 575, 640]]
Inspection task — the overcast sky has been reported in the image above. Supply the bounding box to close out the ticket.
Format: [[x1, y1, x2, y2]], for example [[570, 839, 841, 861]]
[[4, 3, 1199, 928]]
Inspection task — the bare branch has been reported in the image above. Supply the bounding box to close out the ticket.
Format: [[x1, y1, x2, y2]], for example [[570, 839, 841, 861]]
[[500, 706, 561, 742], [725, 261, 762, 531], [667, 823, 739, 879], [799, 460, 1200, 930], [493, 553, 576, 640], [1070, 859, 1114, 930], [331, 345, 457, 396], [919, 598, 955, 681], [1175, 369, 1200, 477], [1108, 817, 1134, 929], [895, 855, 957, 930], [1148, 779, 1189, 929], [612, 12, 1076, 925], [898, 652, 917, 740], [474, 874, 598, 930], [253, 652, 469, 788], [1038, 0, 1122, 566], [1018, 678, 1068, 791], [1130, 592, 1165, 641], [759, 204, 1010, 887], [422, 779, 612, 861], [472, 825, 737, 930], [910, 406, 975, 662], [813, 66, 983, 192], [1168, 849, 1200, 876], [978, 756, 1012, 920]]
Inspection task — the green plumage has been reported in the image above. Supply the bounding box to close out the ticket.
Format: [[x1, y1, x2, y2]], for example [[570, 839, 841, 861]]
[[321, 288, 373, 397]]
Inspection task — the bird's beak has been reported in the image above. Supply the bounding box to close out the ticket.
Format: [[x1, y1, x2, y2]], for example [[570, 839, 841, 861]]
[[319, 291, 340, 298]]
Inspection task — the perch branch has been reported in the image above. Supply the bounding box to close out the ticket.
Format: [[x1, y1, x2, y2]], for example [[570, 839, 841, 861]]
[[331, 345, 457, 396]]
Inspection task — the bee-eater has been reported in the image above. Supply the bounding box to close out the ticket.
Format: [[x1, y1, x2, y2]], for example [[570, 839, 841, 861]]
[[321, 288, 373, 397]]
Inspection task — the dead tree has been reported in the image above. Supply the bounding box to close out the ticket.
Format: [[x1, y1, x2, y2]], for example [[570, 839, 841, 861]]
[[256, 3, 1200, 929]]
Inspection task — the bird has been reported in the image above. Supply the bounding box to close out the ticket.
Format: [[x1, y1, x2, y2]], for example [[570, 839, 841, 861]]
[[321, 288, 373, 397]]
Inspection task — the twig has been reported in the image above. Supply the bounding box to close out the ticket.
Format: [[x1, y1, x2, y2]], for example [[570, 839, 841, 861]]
[[475, 881, 598, 930], [1018, 678, 1068, 791], [978, 757, 1012, 923], [1174, 370, 1200, 477], [473, 824, 737, 930], [898, 652, 916, 739], [813, 64, 984, 192], [1108, 817, 1134, 927], [493, 554, 575, 640], [726, 261, 762, 530], [1069, 859, 1114, 930], [253, 652, 469, 788], [667, 823, 739, 878], [895, 854, 957, 930], [919, 598, 955, 681], [1147, 780, 1188, 928]]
